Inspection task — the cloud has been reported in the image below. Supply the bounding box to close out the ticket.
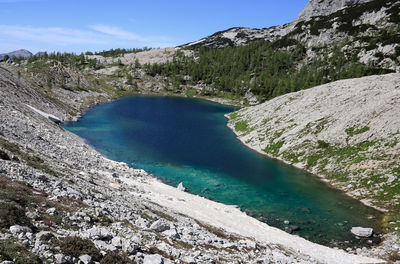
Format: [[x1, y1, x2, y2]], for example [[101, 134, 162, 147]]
[[0, 24, 176, 50], [89, 24, 147, 42], [0, 25, 107, 45]]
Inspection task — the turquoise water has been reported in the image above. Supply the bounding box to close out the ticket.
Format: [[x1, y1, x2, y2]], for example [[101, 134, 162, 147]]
[[63, 95, 382, 247]]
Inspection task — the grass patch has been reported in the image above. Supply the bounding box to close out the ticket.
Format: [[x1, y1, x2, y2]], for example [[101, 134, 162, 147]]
[[58, 236, 101, 261], [317, 140, 330, 149], [263, 140, 284, 156], [185, 88, 197, 97], [307, 154, 321, 168], [234, 121, 248, 132], [345, 125, 370, 136], [229, 112, 239, 120], [0, 239, 42, 264], [100, 252, 136, 264]]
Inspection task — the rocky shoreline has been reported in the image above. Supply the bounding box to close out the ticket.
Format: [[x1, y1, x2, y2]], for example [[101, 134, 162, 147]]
[[0, 63, 394, 263]]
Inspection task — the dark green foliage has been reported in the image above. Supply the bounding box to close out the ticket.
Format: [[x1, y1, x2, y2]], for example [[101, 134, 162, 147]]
[[345, 126, 370, 136], [0, 240, 42, 264], [307, 155, 321, 168], [58, 236, 101, 261], [2, 55, 10, 62], [234, 121, 248, 132], [95, 47, 151, 57], [0, 176, 43, 229], [0, 202, 31, 229], [264, 140, 285, 155], [100, 252, 136, 264], [145, 34, 393, 102], [317, 140, 330, 149]]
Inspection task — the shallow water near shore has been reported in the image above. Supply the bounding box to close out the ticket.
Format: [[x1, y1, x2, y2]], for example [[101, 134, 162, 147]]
[[64, 95, 382, 248]]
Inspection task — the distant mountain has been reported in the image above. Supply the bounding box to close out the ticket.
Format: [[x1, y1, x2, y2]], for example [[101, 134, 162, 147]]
[[0, 49, 32, 60], [35, 51, 46, 57], [184, 0, 395, 50]]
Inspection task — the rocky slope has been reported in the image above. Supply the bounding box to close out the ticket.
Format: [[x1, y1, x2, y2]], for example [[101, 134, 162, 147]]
[[184, 0, 400, 72], [1, 62, 393, 263], [296, 0, 373, 21], [9, 52, 400, 264], [227, 73, 400, 227]]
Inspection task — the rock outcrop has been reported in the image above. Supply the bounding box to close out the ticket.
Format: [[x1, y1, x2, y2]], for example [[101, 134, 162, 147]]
[[228, 73, 400, 212], [297, 0, 373, 21], [0, 55, 388, 263]]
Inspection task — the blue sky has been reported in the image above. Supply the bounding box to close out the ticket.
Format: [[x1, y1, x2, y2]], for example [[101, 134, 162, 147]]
[[0, 0, 308, 54]]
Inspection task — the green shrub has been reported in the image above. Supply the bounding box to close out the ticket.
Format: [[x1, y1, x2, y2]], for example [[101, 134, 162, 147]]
[[58, 236, 101, 261], [0, 240, 42, 264], [100, 252, 136, 264], [345, 126, 370, 136], [264, 140, 284, 155], [307, 155, 321, 168], [317, 140, 330, 149], [234, 121, 248, 132], [0, 202, 32, 229]]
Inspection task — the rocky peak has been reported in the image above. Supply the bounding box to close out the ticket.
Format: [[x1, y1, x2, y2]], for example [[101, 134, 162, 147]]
[[0, 49, 32, 60], [297, 0, 373, 21]]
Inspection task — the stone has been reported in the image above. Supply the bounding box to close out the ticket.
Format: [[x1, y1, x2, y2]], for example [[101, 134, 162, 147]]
[[351, 227, 373, 237], [78, 254, 93, 264], [111, 236, 123, 248], [46, 207, 57, 215], [177, 182, 186, 192], [143, 254, 163, 264], [150, 219, 170, 232], [9, 225, 32, 235], [122, 239, 139, 254], [162, 228, 180, 239], [54, 253, 67, 264]]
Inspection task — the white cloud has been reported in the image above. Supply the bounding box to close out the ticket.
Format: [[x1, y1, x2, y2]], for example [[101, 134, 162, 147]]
[[0, 24, 176, 50], [0, 25, 107, 45], [89, 24, 147, 42]]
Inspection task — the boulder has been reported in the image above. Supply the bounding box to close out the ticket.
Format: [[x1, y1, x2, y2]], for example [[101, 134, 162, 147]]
[[9, 225, 32, 235], [78, 254, 93, 264], [54, 253, 67, 264], [111, 236, 123, 248], [350, 227, 373, 237], [177, 182, 186, 192], [150, 219, 170, 232], [143, 254, 163, 264]]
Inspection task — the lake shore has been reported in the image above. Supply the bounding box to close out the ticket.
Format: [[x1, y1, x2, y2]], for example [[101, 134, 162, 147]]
[[0, 63, 391, 263]]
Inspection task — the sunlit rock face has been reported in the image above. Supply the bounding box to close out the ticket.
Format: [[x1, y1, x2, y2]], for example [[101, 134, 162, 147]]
[[297, 0, 373, 21]]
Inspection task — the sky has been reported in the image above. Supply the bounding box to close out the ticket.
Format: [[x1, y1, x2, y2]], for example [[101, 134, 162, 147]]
[[0, 0, 309, 54]]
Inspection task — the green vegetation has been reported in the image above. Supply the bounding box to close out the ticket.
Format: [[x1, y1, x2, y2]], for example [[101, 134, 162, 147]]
[[93, 47, 152, 57], [234, 121, 249, 132], [307, 154, 321, 168], [264, 140, 285, 155], [0, 239, 42, 264], [143, 38, 393, 103], [317, 140, 330, 149], [345, 125, 370, 136], [100, 252, 135, 264], [58, 236, 102, 261]]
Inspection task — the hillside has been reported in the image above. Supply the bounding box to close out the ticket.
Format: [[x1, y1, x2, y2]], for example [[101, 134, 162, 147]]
[[228, 73, 400, 222], [0, 0, 400, 262], [0, 58, 390, 263]]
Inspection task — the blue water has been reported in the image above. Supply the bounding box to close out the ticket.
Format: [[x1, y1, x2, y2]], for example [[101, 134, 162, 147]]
[[63, 95, 382, 247]]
